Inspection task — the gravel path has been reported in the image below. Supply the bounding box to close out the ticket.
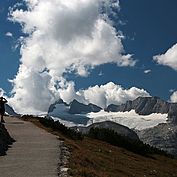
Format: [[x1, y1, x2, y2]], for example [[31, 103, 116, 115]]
[[0, 116, 60, 177]]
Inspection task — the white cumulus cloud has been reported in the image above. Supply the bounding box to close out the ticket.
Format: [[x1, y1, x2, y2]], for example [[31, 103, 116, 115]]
[[0, 88, 5, 97], [5, 32, 13, 37], [153, 43, 177, 71], [8, 0, 136, 114], [144, 69, 151, 74], [8, 65, 57, 114], [170, 91, 177, 103], [60, 82, 150, 109]]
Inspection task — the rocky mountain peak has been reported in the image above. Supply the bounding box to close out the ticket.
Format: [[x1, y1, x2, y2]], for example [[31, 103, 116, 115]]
[[69, 99, 102, 114], [48, 99, 68, 113], [107, 96, 177, 123], [72, 121, 139, 141]]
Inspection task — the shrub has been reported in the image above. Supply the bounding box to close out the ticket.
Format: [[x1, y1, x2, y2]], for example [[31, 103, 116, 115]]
[[39, 118, 84, 140], [88, 127, 171, 157]]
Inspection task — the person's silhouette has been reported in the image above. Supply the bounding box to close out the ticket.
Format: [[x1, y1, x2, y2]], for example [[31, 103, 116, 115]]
[[0, 97, 7, 123]]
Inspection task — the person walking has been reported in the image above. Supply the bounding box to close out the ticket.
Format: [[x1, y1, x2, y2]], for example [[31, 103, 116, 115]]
[[0, 97, 7, 123]]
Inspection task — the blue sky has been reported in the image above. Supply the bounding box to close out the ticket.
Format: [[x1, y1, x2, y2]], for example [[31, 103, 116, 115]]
[[0, 0, 21, 95], [0, 0, 177, 113], [119, 0, 177, 99], [69, 0, 177, 100]]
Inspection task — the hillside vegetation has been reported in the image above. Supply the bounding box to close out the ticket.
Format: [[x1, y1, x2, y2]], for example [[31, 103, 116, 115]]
[[22, 116, 177, 177]]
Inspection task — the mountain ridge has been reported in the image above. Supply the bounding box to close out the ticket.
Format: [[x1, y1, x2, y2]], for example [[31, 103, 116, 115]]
[[107, 96, 177, 123], [71, 120, 139, 141], [47, 96, 177, 156], [48, 96, 177, 124], [69, 99, 102, 114]]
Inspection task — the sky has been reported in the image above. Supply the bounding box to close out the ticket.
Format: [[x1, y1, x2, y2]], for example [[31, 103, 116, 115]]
[[0, 0, 177, 114]]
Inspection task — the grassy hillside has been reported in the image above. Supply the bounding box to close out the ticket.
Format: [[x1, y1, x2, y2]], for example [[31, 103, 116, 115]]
[[68, 137, 177, 177], [22, 116, 177, 177]]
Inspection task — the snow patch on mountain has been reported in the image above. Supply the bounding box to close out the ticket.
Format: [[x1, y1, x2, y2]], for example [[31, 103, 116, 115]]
[[48, 102, 168, 130], [85, 110, 168, 130], [48, 103, 90, 126]]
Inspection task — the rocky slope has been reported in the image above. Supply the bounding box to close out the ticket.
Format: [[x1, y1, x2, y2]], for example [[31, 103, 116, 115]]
[[48, 99, 102, 115], [72, 121, 139, 141], [69, 99, 102, 114], [47, 97, 177, 156], [48, 99, 69, 113], [47, 97, 169, 129], [48, 99, 90, 126], [107, 96, 177, 123], [137, 123, 177, 157]]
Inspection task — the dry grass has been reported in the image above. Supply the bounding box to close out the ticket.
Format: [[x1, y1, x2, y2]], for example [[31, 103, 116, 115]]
[[23, 117, 177, 177], [67, 137, 177, 177]]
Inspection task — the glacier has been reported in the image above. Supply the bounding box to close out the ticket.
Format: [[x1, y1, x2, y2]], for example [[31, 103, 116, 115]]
[[85, 110, 168, 130], [48, 103, 168, 130]]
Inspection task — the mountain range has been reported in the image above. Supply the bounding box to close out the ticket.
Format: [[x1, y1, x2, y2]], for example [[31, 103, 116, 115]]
[[48, 96, 177, 157], [69, 99, 102, 114], [49, 96, 177, 122], [71, 121, 139, 141], [107, 96, 177, 123]]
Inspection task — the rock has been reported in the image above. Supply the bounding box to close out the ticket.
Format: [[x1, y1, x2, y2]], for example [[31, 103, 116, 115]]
[[48, 99, 90, 125], [48, 99, 69, 113], [137, 123, 177, 157], [69, 99, 102, 114], [72, 121, 139, 141], [106, 96, 177, 156], [107, 96, 177, 123], [168, 104, 177, 123]]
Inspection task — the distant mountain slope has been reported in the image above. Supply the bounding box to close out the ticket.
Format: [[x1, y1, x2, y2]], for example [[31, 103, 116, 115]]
[[69, 99, 102, 114], [107, 96, 177, 122], [72, 121, 139, 141], [137, 123, 177, 157], [48, 99, 69, 113], [48, 99, 90, 126], [47, 98, 168, 129], [48, 99, 102, 115], [5, 104, 19, 116], [47, 97, 177, 156]]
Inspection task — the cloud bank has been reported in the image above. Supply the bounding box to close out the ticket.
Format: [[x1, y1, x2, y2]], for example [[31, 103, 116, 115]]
[[153, 43, 177, 71], [8, 0, 137, 114], [59, 82, 150, 109]]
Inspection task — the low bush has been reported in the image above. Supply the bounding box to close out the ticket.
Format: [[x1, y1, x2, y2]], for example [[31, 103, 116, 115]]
[[39, 118, 84, 140], [21, 115, 172, 157], [88, 127, 171, 157]]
